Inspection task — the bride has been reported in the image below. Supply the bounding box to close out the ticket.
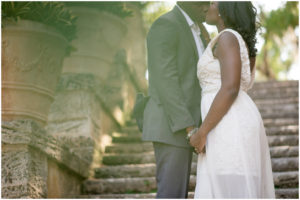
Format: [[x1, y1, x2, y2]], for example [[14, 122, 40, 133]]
[[189, 1, 276, 198]]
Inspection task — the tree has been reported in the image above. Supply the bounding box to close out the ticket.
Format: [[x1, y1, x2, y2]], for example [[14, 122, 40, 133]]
[[257, 2, 299, 80]]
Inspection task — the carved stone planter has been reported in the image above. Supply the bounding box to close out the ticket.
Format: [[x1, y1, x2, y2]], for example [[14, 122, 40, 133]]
[[2, 19, 68, 126], [62, 6, 126, 80], [62, 7, 127, 108]]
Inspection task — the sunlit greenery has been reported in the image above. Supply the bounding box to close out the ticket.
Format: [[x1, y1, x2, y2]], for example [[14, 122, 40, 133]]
[[140, 1, 299, 81], [257, 1, 298, 80]]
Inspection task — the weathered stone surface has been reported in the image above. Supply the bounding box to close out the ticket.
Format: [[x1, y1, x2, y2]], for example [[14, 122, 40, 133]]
[[273, 171, 298, 188], [82, 177, 156, 194], [270, 146, 298, 158], [268, 135, 299, 146], [2, 119, 90, 178], [46, 73, 102, 140], [2, 144, 47, 198], [102, 152, 155, 165], [257, 104, 298, 116], [261, 111, 298, 119], [275, 188, 299, 199], [254, 97, 298, 107], [83, 173, 298, 195], [266, 125, 299, 136], [79, 189, 299, 199], [45, 73, 101, 167], [263, 118, 299, 127], [250, 80, 298, 89], [248, 87, 298, 99], [116, 126, 141, 135], [94, 163, 156, 178], [78, 193, 157, 199], [271, 157, 299, 172], [47, 159, 84, 198], [105, 142, 153, 154], [112, 133, 142, 143]]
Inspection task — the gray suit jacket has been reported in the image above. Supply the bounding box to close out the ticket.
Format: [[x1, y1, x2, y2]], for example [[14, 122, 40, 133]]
[[142, 5, 203, 148]]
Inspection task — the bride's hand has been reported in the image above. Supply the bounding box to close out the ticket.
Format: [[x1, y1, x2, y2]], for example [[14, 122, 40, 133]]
[[189, 128, 207, 154]]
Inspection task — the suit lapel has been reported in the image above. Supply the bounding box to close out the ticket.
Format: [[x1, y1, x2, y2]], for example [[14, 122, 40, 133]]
[[172, 6, 199, 60]]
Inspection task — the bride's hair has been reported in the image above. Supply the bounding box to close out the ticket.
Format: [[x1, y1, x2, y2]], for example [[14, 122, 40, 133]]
[[218, 2, 259, 57]]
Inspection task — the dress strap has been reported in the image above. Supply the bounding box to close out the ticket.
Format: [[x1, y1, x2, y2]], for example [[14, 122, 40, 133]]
[[210, 28, 254, 90]]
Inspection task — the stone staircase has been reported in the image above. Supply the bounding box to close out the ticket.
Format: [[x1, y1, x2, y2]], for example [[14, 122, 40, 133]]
[[80, 80, 299, 198]]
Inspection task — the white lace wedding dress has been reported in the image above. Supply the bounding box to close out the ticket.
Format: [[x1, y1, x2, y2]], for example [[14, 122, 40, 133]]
[[194, 28, 275, 198]]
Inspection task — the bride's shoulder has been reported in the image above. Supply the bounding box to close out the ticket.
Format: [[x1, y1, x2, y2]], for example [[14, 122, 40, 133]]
[[218, 29, 241, 40], [215, 29, 240, 49]]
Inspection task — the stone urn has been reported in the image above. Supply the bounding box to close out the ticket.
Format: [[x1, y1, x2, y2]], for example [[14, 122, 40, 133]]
[[2, 19, 68, 126], [62, 6, 127, 108]]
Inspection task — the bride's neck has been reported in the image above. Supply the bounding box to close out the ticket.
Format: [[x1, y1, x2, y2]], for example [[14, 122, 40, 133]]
[[216, 21, 226, 33]]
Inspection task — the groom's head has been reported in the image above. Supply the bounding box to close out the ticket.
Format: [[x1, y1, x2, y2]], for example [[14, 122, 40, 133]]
[[177, 1, 210, 23]]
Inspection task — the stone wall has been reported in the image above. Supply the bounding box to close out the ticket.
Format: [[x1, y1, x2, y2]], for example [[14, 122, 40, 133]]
[[1, 120, 89, 198], [1, 3, 148, 198]]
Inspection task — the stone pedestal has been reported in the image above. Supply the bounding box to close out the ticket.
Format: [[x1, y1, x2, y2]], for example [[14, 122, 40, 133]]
[[45, 6, 128, 171], [2, 143, 47, 198], [2, 119, 89, 198], [45, 73, 101, 165]]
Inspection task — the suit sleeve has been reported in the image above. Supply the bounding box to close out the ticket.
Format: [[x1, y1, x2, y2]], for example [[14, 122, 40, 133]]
[[147, 18, 196, 133]]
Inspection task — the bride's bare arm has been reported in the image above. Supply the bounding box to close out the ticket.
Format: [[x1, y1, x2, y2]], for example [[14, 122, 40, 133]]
[[190, 31, 242, 152]]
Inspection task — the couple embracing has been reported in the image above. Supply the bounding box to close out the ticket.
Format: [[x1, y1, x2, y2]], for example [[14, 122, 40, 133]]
[[142, 1, 275, 199]]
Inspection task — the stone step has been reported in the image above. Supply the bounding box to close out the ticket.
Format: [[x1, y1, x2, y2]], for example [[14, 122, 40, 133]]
[[78, 188, 299, 199], [112, 133, 142, 143], [110, 130, 298, 146], [82, 177, 157, 194], [266, 125, 298, 136], [253, 97, 298, 106], [250, 80, 298, 89], [271, 157, 298, 172], [102, 152, 155, 165], [95, 156, 299, 184], [263, 118, 299, 128], [102, 151, 298, 173], [104, 142, 297, 161], [275, 188, 299, 199], [257, 103, 298, 115], [94, 163, 156, 178], [105, 143, 153, 154], [270, 146, 298, 158], [248, 87, 298, 99], [119, 126, 140, 135], [83, 171, 298, 195], [78, 193, 157, 199], [268, 135, 299, 146], [273, 171, 299, 188], [112, 123, 299, 141], [124, 120, 139, 127], [261, 110, 298, 119]]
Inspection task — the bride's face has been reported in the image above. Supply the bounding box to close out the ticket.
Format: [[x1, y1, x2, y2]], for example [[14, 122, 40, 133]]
[[206, 1, 221, 25]]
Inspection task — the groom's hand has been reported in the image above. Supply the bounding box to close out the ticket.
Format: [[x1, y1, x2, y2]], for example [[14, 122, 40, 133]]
[[186, 126, 196, 134]]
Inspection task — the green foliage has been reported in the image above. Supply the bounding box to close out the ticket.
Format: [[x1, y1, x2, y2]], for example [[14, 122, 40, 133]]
[[65, 2, 133, 18], [263, 2, 298, 38], [142, 2, 173, 30], [257, 2, 299, 80], [2, 1, 77, 43]]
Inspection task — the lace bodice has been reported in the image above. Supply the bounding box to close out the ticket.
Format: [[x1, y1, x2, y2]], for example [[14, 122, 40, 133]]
[[197, 28, 255, 95]]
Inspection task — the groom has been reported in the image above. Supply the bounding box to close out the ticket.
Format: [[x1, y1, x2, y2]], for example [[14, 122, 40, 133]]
[[142, 1, 210, 198]]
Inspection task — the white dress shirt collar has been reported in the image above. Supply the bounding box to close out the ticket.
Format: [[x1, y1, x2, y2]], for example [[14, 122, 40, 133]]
[[176, 4, 204, 57], [176, 4, 196, 27]]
